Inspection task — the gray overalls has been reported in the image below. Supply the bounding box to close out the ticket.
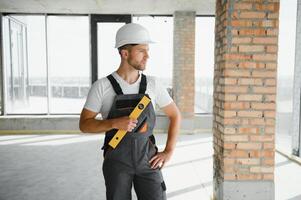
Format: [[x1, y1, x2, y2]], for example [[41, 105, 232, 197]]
[[102, 74, 167, 200]]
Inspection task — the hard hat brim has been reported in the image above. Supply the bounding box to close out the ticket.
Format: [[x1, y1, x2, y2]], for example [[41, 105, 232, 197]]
[[115, 40, 155, 48]]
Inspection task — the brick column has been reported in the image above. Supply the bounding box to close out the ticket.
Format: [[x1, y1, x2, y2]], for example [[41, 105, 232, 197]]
[[173, 11, 195, 119], [292, 0, 301, 157], [213, 1, 279, 199]]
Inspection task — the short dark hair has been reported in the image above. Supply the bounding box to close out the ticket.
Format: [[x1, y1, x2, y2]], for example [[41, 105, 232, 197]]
[[118, 44, 138, 55]]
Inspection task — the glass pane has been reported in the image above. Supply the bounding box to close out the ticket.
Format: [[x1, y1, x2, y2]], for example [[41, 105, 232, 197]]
[[47, 16, 90, 114], [3, 15, 47, 114], [2, 17, 11, 113], [97, 23, 125, 78], [133, 16, 173, 88], [195, 17, 215, 114], [276, 0, 298, 154]]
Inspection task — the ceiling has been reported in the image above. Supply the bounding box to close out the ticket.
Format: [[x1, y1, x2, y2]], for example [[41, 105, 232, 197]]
[[0, 0, 215, 15]]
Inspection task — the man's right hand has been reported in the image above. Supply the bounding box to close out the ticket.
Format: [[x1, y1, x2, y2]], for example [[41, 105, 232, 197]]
[[111, 116, 138, 132]]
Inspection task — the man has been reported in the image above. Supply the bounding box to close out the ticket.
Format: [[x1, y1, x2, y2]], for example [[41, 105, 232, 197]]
[[79, 23, 181, 200]]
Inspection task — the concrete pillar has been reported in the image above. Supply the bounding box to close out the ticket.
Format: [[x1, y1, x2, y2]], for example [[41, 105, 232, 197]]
[[292, 0, 301, 157], [173, 11, 195, 120], [213, 0, 280, 199]]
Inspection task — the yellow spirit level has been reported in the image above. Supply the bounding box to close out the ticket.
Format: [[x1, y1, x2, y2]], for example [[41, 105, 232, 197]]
[[108, 95, 151, 149]]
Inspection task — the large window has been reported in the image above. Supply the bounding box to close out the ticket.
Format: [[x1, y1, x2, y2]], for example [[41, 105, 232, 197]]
[[97, 22, 127, 78], [195, 17, 215, 114], [2, 15, 172, 115], [2, 15, 90, 114], [47, 16, 90, 114], [276, 0, 298, 154], [96, 16, 173, 90], [133, 16, 173, 88], [2, 15, 47, 114]]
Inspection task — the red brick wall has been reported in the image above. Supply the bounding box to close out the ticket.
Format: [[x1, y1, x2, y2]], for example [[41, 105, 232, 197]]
[[173, 11, 195, 118], [213, 0, 279, 185]]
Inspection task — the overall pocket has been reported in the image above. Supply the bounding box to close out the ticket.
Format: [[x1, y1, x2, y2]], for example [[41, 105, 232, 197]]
[[147, 138, 158, 160], [103, 146, 114, 160], [136, 117, 148, 134]]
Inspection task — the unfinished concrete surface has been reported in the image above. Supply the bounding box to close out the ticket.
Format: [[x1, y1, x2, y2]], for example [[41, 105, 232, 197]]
[[0, 133, 301, 200], [0, 0, 215, 14]]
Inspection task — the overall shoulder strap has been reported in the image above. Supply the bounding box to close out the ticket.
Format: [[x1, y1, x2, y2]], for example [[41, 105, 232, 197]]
[[139, 74, 147, 94], [107, 74, 123, 95]]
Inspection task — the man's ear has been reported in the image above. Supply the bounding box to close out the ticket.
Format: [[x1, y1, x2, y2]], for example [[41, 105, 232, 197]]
[[120, 49, 129, 59]]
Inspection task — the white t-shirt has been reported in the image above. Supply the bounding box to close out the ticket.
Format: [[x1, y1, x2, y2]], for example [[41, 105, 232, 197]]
[[84, 72, 173, 119]]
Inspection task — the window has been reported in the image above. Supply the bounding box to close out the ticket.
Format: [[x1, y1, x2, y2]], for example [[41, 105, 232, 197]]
[[97, 22, 126, 78], [2, 15, 90, 114], [47, 16, 90, 114], [195, 17, 215, 114], [276, 0, 298, 154], [2, 15, 47, 114], [133, 16, 173, 88]]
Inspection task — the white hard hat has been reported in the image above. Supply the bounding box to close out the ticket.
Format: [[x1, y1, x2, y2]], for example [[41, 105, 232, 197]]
[[115, 23, 155, 48]]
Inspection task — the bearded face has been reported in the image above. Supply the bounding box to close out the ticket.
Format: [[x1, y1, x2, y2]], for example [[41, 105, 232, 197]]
[[126, 44, 149, 71]]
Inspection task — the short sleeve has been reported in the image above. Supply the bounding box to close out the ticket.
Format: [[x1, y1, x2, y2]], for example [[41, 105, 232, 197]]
[[155, 78, 173, 108], [83, 81, 102, 113]]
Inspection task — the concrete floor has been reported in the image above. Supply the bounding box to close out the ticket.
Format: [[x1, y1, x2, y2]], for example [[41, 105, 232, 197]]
[[0, 133, 300, 200]]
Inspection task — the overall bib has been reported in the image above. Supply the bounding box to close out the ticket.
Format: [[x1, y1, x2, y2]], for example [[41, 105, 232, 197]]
[[102, 74, 167, 200]]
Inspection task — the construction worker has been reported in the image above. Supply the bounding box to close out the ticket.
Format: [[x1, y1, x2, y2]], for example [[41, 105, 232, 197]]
[[79, 23, 181, 200]]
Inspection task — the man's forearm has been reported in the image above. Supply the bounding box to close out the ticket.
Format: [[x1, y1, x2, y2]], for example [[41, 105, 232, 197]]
[[80, 118, 114, 133], [164, 115, 181, 153], [80, 116, 138, 134]]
